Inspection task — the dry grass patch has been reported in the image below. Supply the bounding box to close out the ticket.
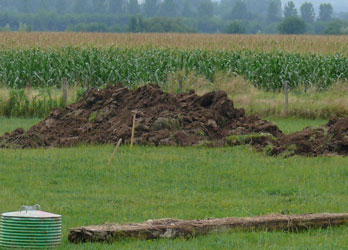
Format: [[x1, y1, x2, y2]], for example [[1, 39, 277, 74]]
[[178, 72, 348, 119], [0, 75, 347, 119]]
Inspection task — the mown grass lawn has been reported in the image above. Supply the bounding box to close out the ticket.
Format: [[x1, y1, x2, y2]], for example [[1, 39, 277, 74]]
[[1, 118, 347, 249]]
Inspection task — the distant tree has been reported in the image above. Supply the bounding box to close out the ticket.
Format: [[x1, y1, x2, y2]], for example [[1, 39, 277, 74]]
[[0, 0, 9, 10], [73, 0, 90, 14], [339, 12, 348, 21], [197, 0, 214, 18], [247, 21, 263, 33], [55, 0, 67, 14], [127, 0, 140, 15], [226, 20, 245, 33], [173, 0, 185, 12], [18, 0, 31, 13], [278, 16, 306, 34], [137, 15, 145, 30], [143, 0, 159, 17], [313, 21, 325, 34], [18, 22, 32, 32], [197, 17, 220, 33], [244, 0, 277, 18], [300, 2, 315, 23], [110, 0, 126, 15], [160, 0, 177, 17], [220, 0, 237, 8], [229, 0, 249, 20], [319, 3, 333, 22], [38, 0, 49, 11], [219, 0, 236, 17], [283, 1, 297, 18], [128, 16, 138, 32], [190, 0, 210, 8], [323, 20, 348, 35], [92, 0, 107, 13], [267, 0, 282, 23], [181, 0, 195, 17], [143, 17, 194, 33], [68, 22, 110, 32], [341, 26, 348, 35], [0, 24, 11, 31]]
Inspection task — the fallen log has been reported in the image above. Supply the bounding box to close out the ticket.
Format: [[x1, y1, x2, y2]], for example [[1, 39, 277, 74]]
[[68, 213, 348, 243]]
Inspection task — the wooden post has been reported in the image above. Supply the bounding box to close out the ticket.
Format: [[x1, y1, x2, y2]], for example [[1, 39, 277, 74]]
[[62, 77, 68, 106], [178, 78, 183, 93], [109, 139, 122, 164], [130, 113, 136, 148], [284, 81, 289, 116]]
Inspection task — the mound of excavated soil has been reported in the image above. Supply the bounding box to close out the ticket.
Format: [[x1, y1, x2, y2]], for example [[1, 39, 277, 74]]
[[269, 118, 348, 157], [0, 84, 281, 149], [0, 84, 347, 157]]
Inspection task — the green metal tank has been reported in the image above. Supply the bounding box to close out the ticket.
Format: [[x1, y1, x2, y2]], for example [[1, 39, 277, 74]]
[[0, 205, 62, 249]]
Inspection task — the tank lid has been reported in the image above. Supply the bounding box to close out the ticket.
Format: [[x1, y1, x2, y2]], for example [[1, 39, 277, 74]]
[[1, 205, 61, 218]]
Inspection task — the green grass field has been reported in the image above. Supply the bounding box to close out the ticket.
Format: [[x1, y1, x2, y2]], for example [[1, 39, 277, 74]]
[[1, 118, 348, 249]]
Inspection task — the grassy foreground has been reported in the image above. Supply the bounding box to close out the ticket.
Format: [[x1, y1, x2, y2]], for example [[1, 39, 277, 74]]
[[1, 118, 348, 249]]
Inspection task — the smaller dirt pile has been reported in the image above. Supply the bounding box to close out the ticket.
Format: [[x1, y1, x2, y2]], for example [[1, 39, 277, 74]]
[[0, 84, 281, 149], [269, 118, 348, 157]]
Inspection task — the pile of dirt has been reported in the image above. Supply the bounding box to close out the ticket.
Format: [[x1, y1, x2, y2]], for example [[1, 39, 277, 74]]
[[0, 84, 281, 149], [0, 84, 346, 157], [269, 118, 348, 157]]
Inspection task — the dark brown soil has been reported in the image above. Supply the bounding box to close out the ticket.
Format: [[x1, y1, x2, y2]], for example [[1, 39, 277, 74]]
[[0, 84, 281, 148], [270, 118, 348, 157], [0, 84, 347, 157]]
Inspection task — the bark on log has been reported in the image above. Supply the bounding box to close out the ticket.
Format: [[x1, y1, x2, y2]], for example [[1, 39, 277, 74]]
[[68, 213, 348, 244]]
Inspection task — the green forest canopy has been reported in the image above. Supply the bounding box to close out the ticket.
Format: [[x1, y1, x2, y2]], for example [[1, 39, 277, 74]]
[[0, 0, 347, 34]]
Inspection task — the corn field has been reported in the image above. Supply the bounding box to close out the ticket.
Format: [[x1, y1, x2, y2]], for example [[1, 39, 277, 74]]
[[0, 47, 347, 90], [1, 33, 348, 55]]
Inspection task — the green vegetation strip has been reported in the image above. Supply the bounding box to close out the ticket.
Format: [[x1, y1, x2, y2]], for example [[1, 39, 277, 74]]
[[0, 48, 347, 90], [0, 118, 348, 249]]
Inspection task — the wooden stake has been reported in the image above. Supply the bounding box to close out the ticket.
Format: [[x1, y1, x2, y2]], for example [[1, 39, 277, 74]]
[[178, 78, 183, 93], [130, 113, 136, 148], [284, 81, 289, 116], [109, 138, 122, 164], [62, 77, 68, 106]]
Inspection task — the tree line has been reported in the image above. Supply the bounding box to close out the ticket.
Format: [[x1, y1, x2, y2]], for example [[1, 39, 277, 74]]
[[0, 0, 347, 34]]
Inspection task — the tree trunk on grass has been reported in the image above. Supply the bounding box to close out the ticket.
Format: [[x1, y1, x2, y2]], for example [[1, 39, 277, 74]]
[[68, 213, 348, 244]]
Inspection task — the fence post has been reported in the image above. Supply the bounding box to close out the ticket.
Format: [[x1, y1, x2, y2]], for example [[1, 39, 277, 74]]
[[284, 81, 289, 116], [62, 77, 68, 106], [178, 78, 183, 93]]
